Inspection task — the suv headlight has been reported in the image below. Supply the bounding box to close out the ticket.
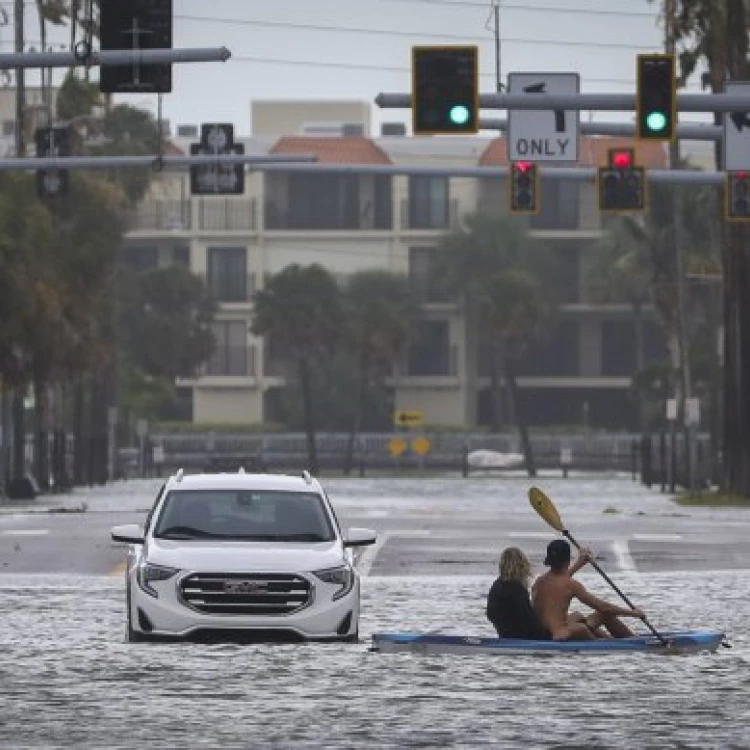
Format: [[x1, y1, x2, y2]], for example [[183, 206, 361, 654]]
[[137, 562, 179, 598], [313, 565, 354, 601]]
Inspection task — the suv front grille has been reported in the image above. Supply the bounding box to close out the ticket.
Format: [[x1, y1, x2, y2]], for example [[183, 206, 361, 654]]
[[179, 572, 312, 615]]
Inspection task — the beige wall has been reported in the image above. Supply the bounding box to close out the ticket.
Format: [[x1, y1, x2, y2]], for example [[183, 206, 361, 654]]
[[194, 387, 263, 424], [394, 386, 465, 427], [251, 100, 371, 136]]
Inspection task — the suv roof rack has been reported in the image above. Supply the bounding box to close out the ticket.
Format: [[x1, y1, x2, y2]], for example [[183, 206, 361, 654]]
[[302, 470, 313, 485], [238, 467, 245, 474], [175, 468, 184, 482]]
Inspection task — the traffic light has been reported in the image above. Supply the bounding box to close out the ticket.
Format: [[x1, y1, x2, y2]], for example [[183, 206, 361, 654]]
[[597, 149, 645, 212], [636, 54, 676, 141], [35, 126, 69, 199], [100, 0, 173, 94], [509, 161, 539, 214], [412, 46, 479, 135], [726, 171, 750, 222]]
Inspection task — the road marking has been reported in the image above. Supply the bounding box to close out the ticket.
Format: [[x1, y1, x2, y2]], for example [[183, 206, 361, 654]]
[[612, 540, 636, 572], [506, 532, 553, 539], [631, 534, 682, 542], [109, 561, 128, 577], [357, 530, 431, 578], [1, 529, 49, 536]]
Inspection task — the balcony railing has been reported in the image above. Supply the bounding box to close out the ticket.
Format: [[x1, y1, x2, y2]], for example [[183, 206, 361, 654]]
[[400, 199, 460, 231], [131, 200, 191, 231], [196, 198, 256, 231], [264, 202, 391, 231], [201, 345, 256, 377], [202, 273, 257, 303]]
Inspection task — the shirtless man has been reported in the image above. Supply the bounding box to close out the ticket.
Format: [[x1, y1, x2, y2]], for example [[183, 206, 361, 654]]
[[532, 539, 646, 641]]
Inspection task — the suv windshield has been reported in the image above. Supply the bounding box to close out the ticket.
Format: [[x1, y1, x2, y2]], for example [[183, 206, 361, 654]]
[[153, 489, 336, 542]]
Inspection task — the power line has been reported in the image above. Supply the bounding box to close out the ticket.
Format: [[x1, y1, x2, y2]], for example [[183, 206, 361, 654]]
[[173, 13, 662, 52], [374, 0, 659, 18]]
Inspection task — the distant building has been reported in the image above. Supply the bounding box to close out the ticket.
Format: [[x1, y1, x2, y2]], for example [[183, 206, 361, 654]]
[[122, 99, 670, 429]]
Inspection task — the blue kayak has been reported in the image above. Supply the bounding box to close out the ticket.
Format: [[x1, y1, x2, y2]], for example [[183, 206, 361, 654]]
[[371, 630, 727, 656]]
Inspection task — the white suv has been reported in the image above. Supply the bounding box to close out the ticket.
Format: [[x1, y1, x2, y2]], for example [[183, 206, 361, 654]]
[[110, 470, 376, 643]]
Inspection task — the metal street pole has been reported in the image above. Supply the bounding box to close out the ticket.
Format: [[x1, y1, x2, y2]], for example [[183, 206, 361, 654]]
[[479, 117, 723, 141], [375, 91, 750, 112], [0, 47, 231, 70]]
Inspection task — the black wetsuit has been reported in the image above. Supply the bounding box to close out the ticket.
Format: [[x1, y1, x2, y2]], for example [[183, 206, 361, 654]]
[[486, 578, 551, 640]]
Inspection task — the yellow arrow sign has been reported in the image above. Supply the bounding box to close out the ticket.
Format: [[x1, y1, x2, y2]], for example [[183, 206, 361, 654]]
[[411, 436, 431, 456], [394, 410, 424, 427], [387, 437, 407, 458]]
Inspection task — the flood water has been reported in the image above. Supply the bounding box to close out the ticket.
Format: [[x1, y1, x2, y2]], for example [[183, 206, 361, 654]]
[[0, 476, 748, 748]]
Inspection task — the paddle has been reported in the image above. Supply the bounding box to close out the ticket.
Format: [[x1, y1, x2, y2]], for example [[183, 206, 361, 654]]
[[528, 486, 670, 647]]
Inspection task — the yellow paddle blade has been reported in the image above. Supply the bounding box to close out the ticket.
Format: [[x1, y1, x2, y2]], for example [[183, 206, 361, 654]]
[[528, 487, 565, 532]]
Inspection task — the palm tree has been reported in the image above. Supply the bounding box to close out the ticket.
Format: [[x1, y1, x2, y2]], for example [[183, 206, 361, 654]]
[[341, 270, 413, 475], [252, 264, 344, 475], [434, 213, 549, 476]]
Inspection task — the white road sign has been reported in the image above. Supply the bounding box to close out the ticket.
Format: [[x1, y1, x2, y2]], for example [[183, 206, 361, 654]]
[[507, 72, 580, 163], [723, 81, 750, 171]]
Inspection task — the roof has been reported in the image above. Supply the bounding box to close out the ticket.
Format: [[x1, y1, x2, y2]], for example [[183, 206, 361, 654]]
[[270, 136, 392, 165], [478, 137, 668, 168], [166, 471, 322, 493]]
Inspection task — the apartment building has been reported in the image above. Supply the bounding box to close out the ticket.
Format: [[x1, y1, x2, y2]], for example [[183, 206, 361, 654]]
[[122, 100, 670, 430]]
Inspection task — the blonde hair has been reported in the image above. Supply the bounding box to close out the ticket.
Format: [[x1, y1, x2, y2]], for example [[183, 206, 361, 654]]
[[499, 547, 532, 586]]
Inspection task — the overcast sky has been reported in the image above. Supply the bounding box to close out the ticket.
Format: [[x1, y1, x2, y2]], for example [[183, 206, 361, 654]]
[[1, 0, 711, 134]]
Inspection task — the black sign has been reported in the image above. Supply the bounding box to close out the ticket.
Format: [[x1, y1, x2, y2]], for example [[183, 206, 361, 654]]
[[35, 127, 70, 199], [190, 124, 245, 196], [100, 0, 172, 94]]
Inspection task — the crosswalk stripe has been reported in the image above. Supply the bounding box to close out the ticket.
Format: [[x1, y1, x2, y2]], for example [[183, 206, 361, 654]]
[[1, 529, 49, 536]]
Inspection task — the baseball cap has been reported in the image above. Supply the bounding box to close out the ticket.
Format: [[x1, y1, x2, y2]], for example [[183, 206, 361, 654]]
[[544, 539, 571, 566]]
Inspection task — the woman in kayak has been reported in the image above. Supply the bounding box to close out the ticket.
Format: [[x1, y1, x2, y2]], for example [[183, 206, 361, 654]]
[[487, 545, 596, 640]]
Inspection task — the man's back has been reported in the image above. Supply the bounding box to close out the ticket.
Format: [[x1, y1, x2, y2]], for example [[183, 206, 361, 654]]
[[532, 570, 575, 638]]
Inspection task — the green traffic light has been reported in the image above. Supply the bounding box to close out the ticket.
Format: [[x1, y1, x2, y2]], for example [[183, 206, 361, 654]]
[[646, 111, 668, 132], [449, 104, 471, 125]]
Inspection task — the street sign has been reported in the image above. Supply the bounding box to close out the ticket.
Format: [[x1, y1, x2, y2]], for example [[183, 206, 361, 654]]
[[666, 398, 678, 421], [136, 419, 149, 438], [686, 397, 700, 426], [723, 81, 750, 170], [190, 123, 245, 195], [507, 72, 580, 163], [100, 0, 173, 94], [412, 436, 431, 456], [394, 410, 424, 428]]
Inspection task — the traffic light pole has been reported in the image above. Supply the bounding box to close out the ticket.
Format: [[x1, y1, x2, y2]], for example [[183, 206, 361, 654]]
[[0, 47, 231, 70], [376, 91, 750, 113], [480, 118, 722, 141]]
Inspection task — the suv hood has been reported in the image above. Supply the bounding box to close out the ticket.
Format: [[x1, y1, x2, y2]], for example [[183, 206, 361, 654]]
[[145, 538, 345, 573]]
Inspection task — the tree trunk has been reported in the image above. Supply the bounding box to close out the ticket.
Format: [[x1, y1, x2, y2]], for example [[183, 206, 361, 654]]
[[33, 376, 49, 491], [505, 356, 536, 478], [73, 374, 86, 486], [488, 338, 502, 433], [298, 357, 319, 475], [343, 361, 368, 476], [633, 302, 646, 433], [12, 390, 25, 480]]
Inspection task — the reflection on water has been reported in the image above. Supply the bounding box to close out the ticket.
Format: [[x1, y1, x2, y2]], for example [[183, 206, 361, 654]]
[[0, 571, 747, 749]]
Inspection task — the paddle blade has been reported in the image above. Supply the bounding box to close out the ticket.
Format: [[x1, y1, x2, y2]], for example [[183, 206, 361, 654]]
[[528, 487, 565, 532]]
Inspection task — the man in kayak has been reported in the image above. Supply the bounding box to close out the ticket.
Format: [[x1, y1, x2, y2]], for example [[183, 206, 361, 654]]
[[532, 539, 645, 641], [486, 545, 592, 639]]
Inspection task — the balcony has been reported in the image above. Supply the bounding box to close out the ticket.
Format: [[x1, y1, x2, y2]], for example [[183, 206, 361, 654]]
[[196, 198, 257, 232], [202, 273, 257, 304], [264, 203, 392, 231], [400, 199, 460, 231], [201, 345, 256, 377], [131, 200, 191, 232]]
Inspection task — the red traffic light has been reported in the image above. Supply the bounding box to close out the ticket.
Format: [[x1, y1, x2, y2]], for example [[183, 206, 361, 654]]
[[736, 171, 749, 180], [513, 160, 534, 173], [612, 151, 633, 169]]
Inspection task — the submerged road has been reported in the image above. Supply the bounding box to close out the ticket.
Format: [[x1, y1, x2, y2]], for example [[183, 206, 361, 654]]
[[1, 474, 749, 578]]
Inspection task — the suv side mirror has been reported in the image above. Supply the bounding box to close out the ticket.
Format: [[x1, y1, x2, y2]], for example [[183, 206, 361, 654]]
[[343, 527, 377, 548], [110, 524, 145, 544]]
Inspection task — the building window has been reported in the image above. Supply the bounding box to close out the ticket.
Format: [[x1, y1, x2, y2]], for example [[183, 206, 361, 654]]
[[530, 178, 579, 230], [409, 246, 450, 303], [601, 320, 636, 376], [205, 320, 249, 375], [516, 319, 579, 376], [3, 120, 15, 137], [172, 245, 190, 267], [409, 176, 449, 229], [288, 174, 360, 229], [122, 245, 159, 272], [408, 320, 451, 375], [207, 247, 247, 302]]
